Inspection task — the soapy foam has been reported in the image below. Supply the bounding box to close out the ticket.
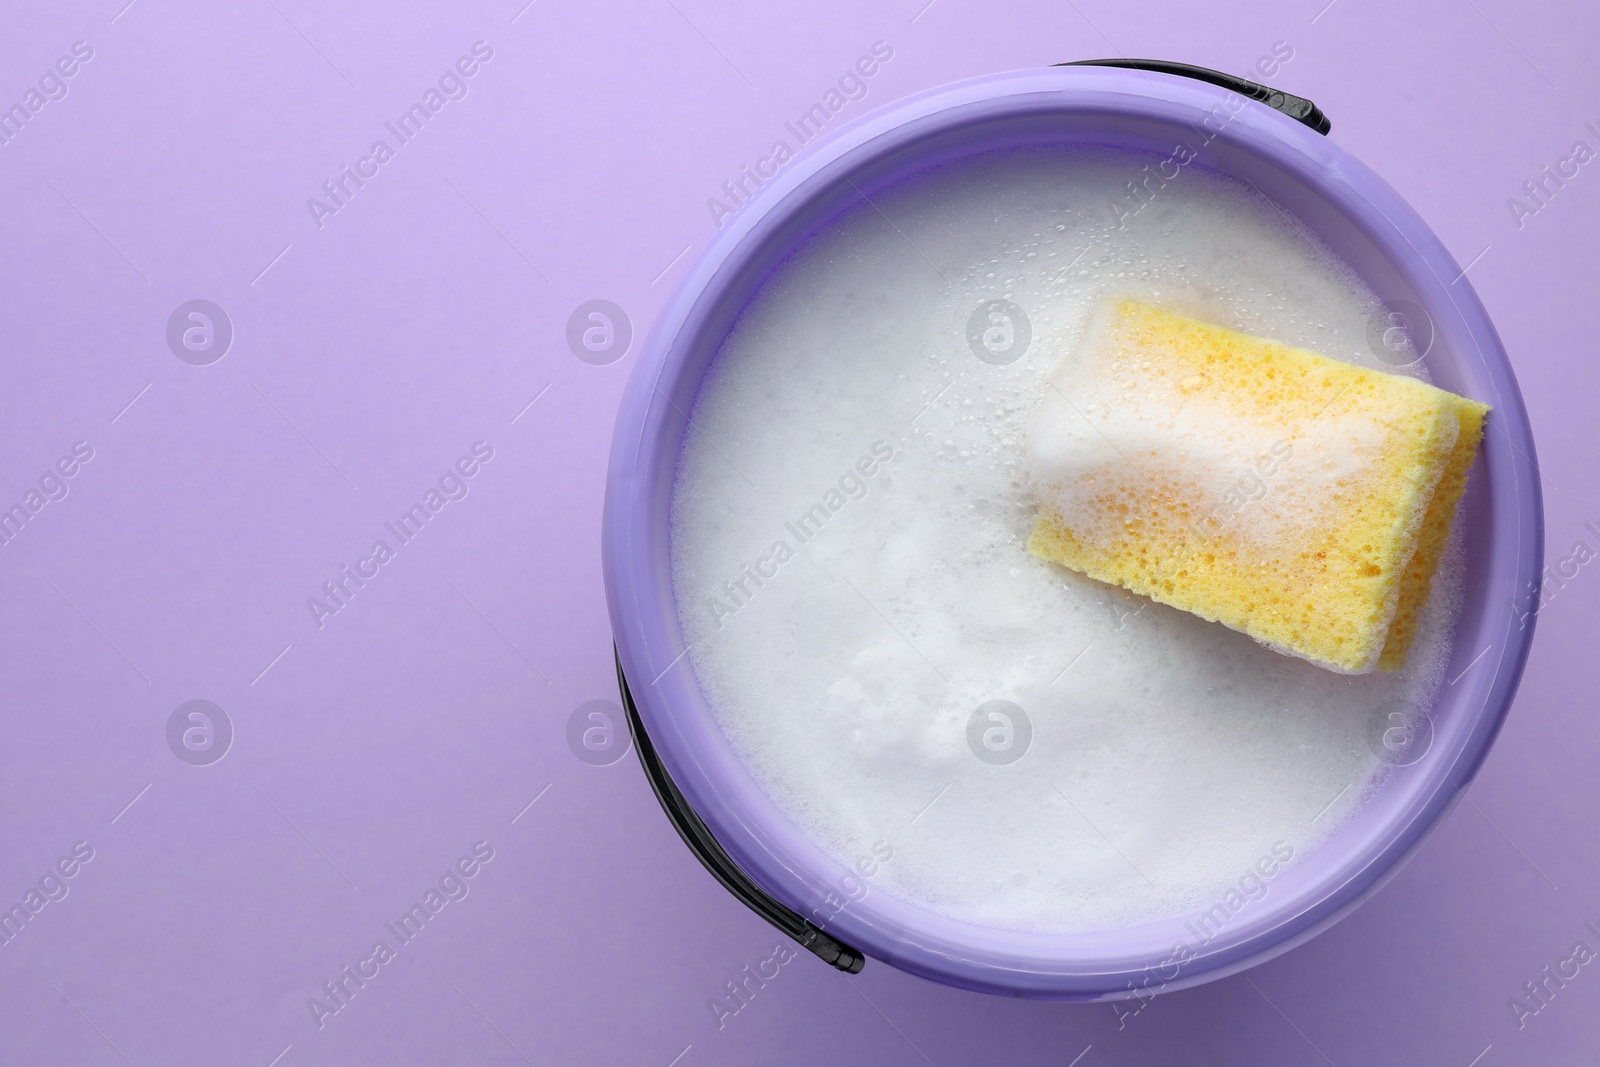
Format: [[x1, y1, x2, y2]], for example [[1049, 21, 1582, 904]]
[[669, 146, 1463, 934]]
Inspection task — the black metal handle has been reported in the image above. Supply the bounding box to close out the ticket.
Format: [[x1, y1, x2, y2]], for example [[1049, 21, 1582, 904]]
[[1057, 58, 1331, 135], [615, 648, 866, 973]]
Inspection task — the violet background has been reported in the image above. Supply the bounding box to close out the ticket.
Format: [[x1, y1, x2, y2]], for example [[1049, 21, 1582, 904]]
[[0, 0, 1592, 1064]]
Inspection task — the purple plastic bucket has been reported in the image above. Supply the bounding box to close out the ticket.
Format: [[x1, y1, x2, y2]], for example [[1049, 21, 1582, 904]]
[[602, 66, 1543, 999]]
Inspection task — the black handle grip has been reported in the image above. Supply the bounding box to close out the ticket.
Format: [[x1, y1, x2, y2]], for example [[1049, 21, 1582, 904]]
[[1057, 58, 1331, 135], [616, 648, 866, 973]]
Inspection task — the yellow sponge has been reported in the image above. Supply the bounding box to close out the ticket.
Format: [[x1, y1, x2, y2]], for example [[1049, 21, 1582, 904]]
[[1375, 398, 1488, 670], [1027, 299, 1488, 674]]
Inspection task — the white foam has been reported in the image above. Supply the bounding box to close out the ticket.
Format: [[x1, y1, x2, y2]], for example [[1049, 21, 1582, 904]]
[[668, 146, 1461, 934]]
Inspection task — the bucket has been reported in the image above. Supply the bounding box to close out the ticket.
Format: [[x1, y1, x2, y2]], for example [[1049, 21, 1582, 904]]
[[602, 63, 1543, 999]]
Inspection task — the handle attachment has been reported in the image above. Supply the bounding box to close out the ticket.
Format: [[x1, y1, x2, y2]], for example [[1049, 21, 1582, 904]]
[[1058, 58, 1331, 135]]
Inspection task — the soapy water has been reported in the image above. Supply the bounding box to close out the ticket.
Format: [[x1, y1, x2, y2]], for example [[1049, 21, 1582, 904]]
[[668, 145, 1460, 934]]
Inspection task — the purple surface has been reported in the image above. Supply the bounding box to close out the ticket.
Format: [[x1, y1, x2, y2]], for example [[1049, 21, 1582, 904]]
[[0, 0, 1593, 1064], [605, 66, 1541, 998]]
